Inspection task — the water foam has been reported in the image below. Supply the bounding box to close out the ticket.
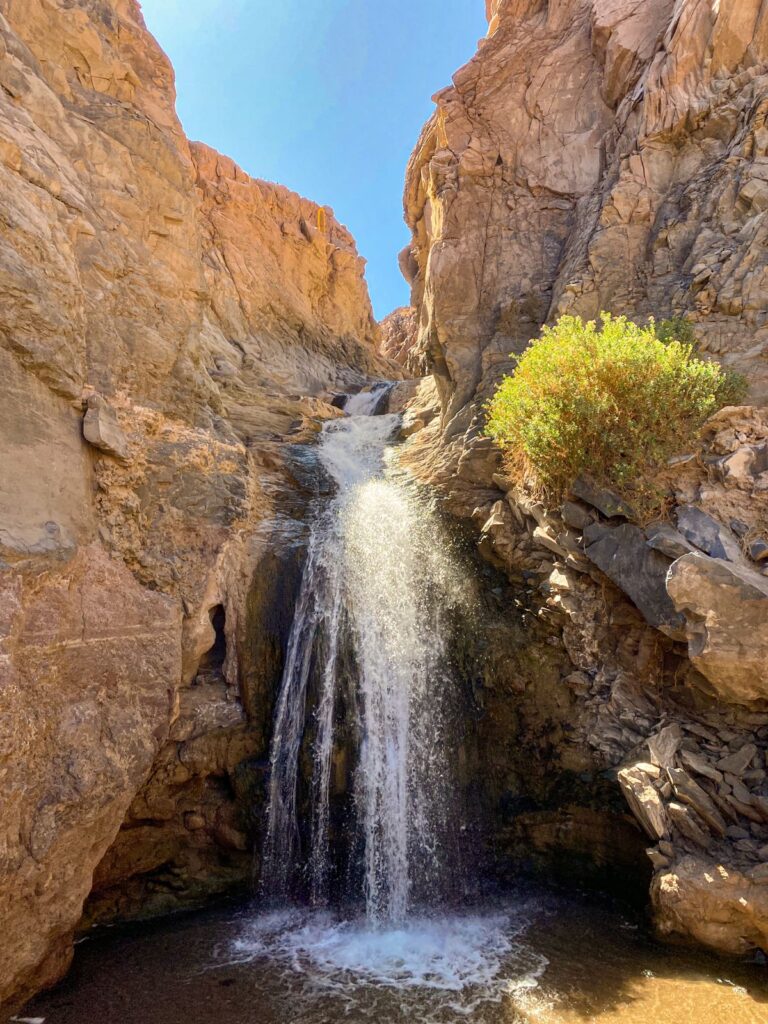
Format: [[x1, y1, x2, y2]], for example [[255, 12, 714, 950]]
[[229, 904, 548, 1021]]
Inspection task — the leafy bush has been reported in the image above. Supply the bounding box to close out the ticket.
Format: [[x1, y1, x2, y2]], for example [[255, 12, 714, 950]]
[[655, 316, 697, 347], [485, 313, 747, 505]]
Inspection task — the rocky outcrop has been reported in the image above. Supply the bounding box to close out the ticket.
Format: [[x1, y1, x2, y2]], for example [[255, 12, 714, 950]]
[[379, 306, 423, 376], [404, 0, 768, 445], [396, 0, 768, 959], [1, 545, 182, 1005], [400, 387, 768, 955], [0, 0, 390, 1011]]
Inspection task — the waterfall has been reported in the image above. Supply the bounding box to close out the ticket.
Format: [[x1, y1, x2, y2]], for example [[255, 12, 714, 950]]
[[262, 389, 466, 923]]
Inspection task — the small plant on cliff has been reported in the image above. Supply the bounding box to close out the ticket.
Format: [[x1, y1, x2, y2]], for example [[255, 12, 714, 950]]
[[485, 313, 747, 505]]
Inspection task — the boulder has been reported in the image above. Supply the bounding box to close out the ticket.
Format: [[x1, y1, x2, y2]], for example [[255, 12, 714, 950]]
[[583, 522, 686, 638], [676, 506, 743, 563], [667, 553, 768, 704], [653, 856, 768, 956]]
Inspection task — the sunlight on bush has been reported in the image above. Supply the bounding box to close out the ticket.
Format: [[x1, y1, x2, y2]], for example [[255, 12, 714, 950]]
[[485, 313, 748, 507]]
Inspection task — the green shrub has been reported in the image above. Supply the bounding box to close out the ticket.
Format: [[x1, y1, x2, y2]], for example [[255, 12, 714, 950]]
[[655, 316, 698, 348], [485, 313, 747, 506]]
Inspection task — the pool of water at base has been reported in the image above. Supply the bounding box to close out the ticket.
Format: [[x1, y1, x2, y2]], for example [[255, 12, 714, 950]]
[[21, 885, 768, 1024]]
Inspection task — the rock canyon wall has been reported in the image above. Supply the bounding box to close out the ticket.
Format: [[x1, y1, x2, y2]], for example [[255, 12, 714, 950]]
[[3, 0, 768, 1012], [0, 0, 391, 1011], [405, 0, 768, 430], [398, 0, 768, 959]]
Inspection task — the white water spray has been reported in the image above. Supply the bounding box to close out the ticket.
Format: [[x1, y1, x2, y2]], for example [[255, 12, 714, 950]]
[[262, 388, 465, 922]]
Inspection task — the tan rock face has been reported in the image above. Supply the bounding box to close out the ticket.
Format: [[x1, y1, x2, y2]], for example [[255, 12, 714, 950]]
[[404, 0, 768, 441], [379, 306, 423, 376], [397, 0, 768, 960], [0, 0, 389, 1010], [0, 545, 182, 1005]]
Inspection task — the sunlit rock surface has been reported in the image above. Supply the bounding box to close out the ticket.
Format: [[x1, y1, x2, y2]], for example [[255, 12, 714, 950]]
[[404, 0, 768, 437], [399, 0, 768, 960], [0, 0, 391, 1011]]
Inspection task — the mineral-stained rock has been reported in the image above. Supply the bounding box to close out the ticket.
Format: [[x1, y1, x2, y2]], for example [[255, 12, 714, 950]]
[[667, 552, 768, 704], [583, 522, 686, 638]]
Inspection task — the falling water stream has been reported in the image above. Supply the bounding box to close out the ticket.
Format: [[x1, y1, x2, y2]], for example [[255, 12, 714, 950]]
[[262, 386, 463, 921]]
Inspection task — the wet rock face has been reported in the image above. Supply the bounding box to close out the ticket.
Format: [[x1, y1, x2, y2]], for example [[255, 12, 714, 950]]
[[0, 0, 389, 1011], [404, 0, 768, 433]]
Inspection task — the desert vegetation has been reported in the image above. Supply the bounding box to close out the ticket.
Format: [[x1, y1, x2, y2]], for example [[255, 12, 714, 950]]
[[486, 313, 747, 508]]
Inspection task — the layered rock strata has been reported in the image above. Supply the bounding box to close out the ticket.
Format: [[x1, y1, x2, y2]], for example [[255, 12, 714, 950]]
[[0, 0, 390, 1011]]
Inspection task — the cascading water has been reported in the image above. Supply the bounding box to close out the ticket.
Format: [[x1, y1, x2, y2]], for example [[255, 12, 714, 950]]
[[261, 386, 464, 922], [231, 388, 550, 1019]]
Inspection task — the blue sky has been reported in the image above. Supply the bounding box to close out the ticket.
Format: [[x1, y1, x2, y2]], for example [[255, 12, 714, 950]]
[[138, 0, 486, 320]]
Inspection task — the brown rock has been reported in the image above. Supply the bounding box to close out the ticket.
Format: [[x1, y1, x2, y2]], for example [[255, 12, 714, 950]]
[[667, 768, 728, 837], [718, 744, 759, 775], [379, 306, 423, 376], [653, 856, 768, 956], [82, 393, 129, 462], [667, 802, 711, 849], [648, 724, 683, 770], [667, 555, 768, 705], [618, 765, 669, 839], [0, 546, 182, 1009], [0, 0, 390, 1009]]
